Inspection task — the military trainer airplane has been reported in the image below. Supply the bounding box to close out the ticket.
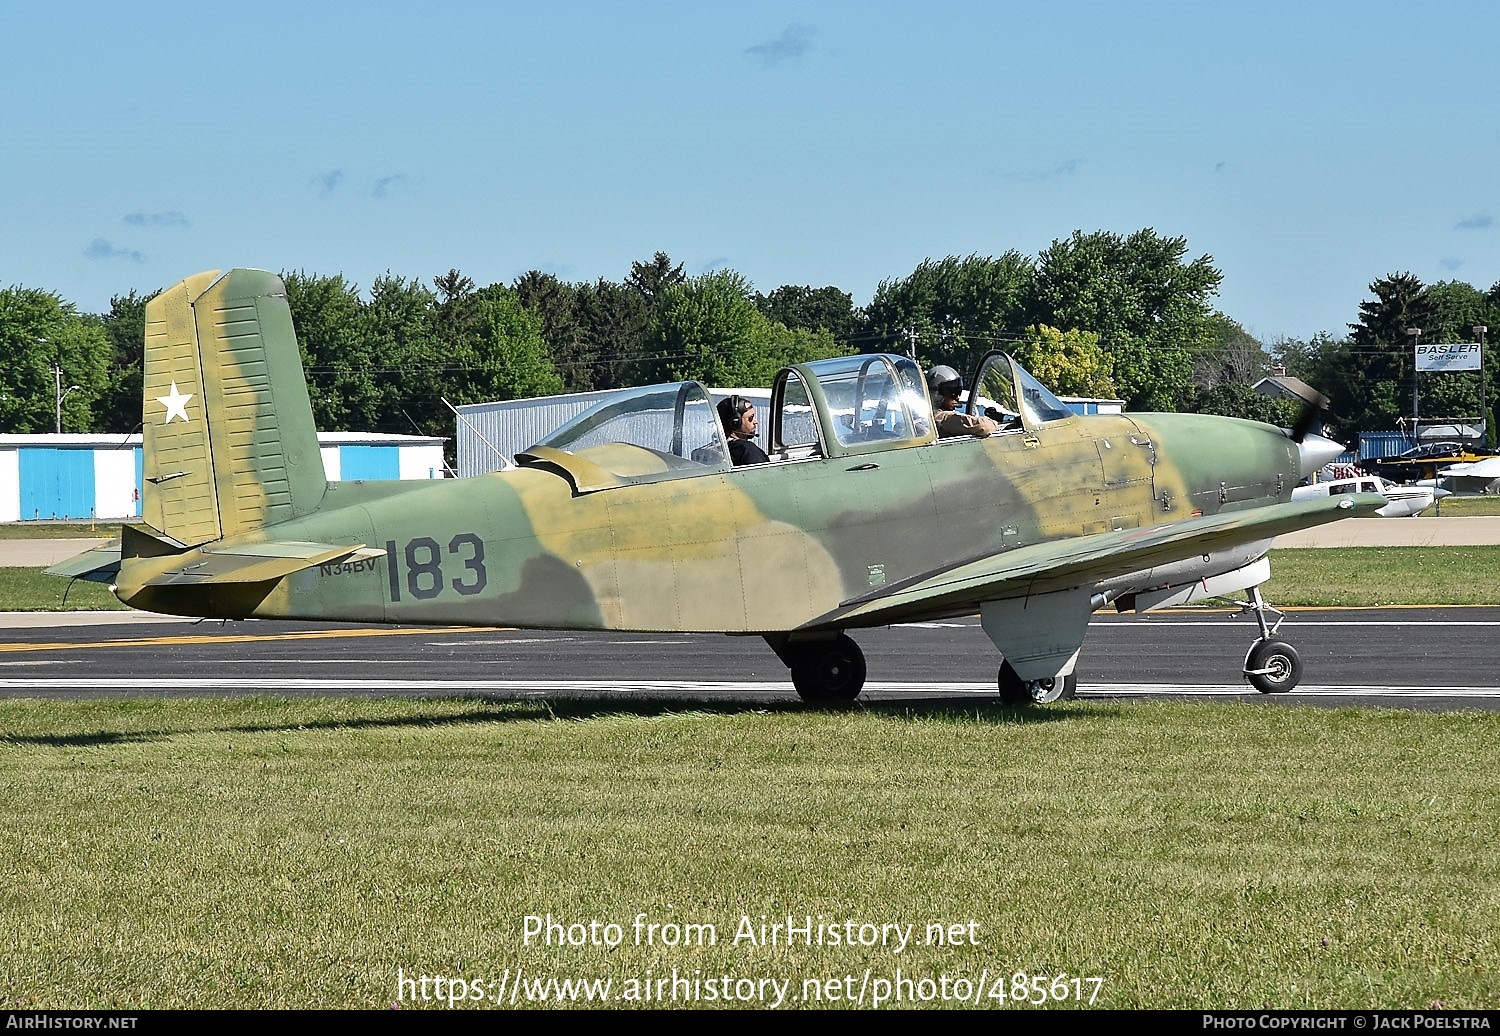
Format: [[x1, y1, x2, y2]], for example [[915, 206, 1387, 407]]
[[48, 269, 1381, 703]]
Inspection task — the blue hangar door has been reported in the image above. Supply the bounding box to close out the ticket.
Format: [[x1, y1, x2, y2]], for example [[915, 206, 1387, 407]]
[[19, 448, 96, 520], [339, 445, 400, 480]]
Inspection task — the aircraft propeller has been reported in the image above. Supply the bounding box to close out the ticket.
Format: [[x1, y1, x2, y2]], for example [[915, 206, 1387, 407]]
[[1283, 389, 1345, 477], [1287, 389, 1329, 444]]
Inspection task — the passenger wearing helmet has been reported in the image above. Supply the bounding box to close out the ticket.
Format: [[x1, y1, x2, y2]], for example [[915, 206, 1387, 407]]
[[926, 365, 1000, 438]]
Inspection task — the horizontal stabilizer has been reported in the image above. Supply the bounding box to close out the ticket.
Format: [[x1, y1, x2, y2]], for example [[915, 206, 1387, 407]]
[[46, 522, 202, 585], [807, 493, 1386, 628], [43, 542, 124, 584], [123, 541, 379, 587]]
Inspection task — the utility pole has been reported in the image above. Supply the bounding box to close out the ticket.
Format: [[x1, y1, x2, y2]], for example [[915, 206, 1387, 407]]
[[1477, 326, 1490, 449], [53, 363, 81, 434], [1406, 327, 1422, 443]]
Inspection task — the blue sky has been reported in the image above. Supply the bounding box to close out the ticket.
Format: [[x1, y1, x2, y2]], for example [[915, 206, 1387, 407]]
[[3, 1, 1496, 344]]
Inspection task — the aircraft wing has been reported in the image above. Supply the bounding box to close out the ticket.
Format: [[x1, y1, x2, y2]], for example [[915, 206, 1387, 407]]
[[805, 493, 1385, 629], [1441, 457, 1500, 478]]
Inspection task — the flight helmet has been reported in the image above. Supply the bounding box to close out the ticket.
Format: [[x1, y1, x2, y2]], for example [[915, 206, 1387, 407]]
[[926, 365, 963, 399]]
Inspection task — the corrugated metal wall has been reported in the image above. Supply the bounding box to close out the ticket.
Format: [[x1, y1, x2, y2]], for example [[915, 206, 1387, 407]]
[[456, 392, 618, 477], [456, 389, 773, 476]]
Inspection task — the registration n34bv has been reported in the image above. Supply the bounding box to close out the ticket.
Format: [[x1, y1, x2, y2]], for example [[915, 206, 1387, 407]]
[[49, 269, 1381, 702]]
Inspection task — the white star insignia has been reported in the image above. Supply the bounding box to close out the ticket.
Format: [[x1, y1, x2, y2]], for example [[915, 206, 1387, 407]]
[[155, 381, 193, 424]]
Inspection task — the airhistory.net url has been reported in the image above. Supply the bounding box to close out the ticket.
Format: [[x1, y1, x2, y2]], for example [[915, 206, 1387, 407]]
[[395, 966, 1105, 1008]]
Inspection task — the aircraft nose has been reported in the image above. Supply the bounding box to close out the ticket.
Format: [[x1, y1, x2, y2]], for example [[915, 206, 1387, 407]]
[[1295, 432, 1346, 478]]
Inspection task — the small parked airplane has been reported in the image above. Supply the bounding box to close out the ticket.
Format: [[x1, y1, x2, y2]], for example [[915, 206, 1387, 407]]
[[1425, 457, 1500, 496], [1291, 473, 1447, 517], [48, 269, 1380, 701], [1367, 441, 1498, 485]]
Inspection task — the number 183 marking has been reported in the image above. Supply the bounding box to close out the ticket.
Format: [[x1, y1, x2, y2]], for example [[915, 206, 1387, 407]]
[[385, 534, 487, 601]]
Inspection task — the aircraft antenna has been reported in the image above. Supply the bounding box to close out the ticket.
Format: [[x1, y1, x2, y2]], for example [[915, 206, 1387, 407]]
[[440, 396, 511, 473], [401, 407, 459, 478]]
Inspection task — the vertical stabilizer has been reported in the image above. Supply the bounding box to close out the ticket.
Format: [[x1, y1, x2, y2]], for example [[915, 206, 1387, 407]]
[[142, 269, 326, 545]]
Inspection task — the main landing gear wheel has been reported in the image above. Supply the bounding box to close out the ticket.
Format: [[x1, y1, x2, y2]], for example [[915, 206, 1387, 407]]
[[997, 660, 1077, 705], [1236, 585, 1303, 693], [1244, 639, 1302, 694], [789, 634, 867, 703]]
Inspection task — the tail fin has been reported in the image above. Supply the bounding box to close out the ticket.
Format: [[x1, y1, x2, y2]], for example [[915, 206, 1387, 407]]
[[142, 269, 326, 545]]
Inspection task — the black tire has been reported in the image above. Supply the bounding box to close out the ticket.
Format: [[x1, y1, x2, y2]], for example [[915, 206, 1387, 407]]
[[998, 660, 1077, 705], [1244, 639, 1302, 694], [790, 634, 866, 702]]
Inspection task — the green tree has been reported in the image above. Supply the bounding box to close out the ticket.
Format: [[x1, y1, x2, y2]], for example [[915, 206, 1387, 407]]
[[575, 278, 652, 391], [764, 324, 847, 373], [864, 253, 1034, 372], [0, 285, 112, 433], [283, 271, 373, 431], [650, 270, 775, 387], [626, 251, 687, 303], [1340, 272, 1431, 435], [1192, 382, 1302, 426], [514, 271, 590, 391], [360, 273, 444, 435], [461, 286, 565, 402], [1193, 314, 1269, 393], [755, 284, 865, 345], [1011, 325, 1116, 398], [96, 290, 152, 432], [1271, 332, 1353, 441], [1034, 229, 1221, 411], [433, 269, 479, 343]]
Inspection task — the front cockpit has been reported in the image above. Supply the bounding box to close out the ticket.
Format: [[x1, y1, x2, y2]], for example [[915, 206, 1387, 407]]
[[964, 350, 1076, 429]]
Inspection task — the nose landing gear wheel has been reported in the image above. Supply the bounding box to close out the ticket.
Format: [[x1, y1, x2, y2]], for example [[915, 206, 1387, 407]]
[[1244, 639, 1302, 694]]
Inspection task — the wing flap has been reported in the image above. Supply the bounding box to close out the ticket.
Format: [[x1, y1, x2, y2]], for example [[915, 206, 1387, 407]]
[[807, 494, 1385, 628]]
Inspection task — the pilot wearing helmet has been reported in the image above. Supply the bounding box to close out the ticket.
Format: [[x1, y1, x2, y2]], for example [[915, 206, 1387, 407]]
[[926, 365, 1000, 438]]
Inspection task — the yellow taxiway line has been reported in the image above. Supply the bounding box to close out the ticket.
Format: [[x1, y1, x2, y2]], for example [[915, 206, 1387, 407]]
[[0, 626, 485, 654]]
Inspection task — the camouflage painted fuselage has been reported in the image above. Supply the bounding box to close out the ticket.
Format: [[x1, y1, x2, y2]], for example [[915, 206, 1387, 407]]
[[103, 269, 1352, 644]]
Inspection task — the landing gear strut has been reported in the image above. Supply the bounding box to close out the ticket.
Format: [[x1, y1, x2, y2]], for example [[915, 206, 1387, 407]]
[[1238, 585, 1303, 693]]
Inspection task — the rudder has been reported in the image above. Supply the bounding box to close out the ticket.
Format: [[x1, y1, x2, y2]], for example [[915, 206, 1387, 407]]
[[142, 269, 326, 546]]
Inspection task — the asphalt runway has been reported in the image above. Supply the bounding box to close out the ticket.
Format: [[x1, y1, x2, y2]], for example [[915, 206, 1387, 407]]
[[8, 522, 1499, 711], [2, 607, 1496, 712]]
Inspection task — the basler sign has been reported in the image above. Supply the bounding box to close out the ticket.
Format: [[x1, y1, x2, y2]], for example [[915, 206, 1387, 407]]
[[1415, 341, 1482, 372]]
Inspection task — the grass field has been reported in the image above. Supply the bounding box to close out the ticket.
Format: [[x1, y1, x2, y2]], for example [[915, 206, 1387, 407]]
[[4, 513, 1498, 1011], [1419, 496, 1500, 517], [1, 696, 1496, 1010], [0, 522, 119, 539], [0, 568, 125, 610], [1263, 546, 1500, 606]]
